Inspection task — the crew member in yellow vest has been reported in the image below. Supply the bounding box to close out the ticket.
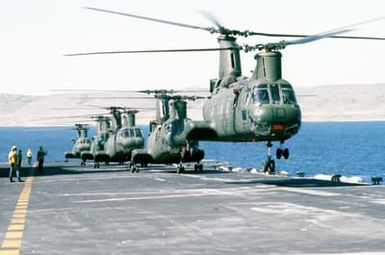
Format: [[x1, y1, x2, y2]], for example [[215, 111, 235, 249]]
[[8, 145, 22, 182], [27, 148, 33, 165]]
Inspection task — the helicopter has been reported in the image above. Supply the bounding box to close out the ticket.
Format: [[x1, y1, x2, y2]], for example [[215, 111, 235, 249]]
[[81, 115, 110, 167], [82, 107, 145, 168], [129, 90, 205, 173], [64, 123, 92, 166], [67, 7, 385, 173]]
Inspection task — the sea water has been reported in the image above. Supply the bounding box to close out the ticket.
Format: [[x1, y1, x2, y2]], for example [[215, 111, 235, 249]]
[[0, 122, 384, 180]]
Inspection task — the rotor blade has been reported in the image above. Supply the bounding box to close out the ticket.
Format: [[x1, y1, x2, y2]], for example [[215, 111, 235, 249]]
[[84, 7, 216, 33], [248, 31, 385, 40], [270, 16, 385, 50], [50, 89, 142, 93], [64, 47, 235, 57], [85, 7, 385, 41], [199, 11, 223, 29], [285, 16, 385, 45], [286, 29, 353, 46], [70, 96, 152, 100]]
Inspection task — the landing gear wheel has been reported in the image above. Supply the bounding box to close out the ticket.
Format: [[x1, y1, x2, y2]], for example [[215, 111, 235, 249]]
[[283, 148, 289, 159], [177, 165, 185, 174], [194, 164, 203, 172], [130, 164, 139, 173], [276, 148, 283, 159]]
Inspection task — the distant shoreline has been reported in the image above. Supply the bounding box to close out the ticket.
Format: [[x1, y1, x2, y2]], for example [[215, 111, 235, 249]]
[[1, 119, 385, 128]]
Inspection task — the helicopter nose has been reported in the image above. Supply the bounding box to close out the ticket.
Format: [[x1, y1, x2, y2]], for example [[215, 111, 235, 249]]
[[166, 132, 187, 147], [248, 105, 301, 139]]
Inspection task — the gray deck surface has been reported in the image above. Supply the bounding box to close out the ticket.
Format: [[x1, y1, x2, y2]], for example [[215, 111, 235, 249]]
[[0, 162, 384, 255]]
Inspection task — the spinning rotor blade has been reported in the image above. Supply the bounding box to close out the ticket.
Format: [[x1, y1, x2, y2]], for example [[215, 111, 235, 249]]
[[65, 47, 235, 56], [249, 16, 385, 51], [284, 29, 353, 46], [85, 7, 216, 33], [286, 16, 385, 45], [84, 7, 385, 40], [247, 32, 385, 41]]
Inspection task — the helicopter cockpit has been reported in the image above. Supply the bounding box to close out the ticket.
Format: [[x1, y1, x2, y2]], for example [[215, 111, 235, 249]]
[[119, 127, 143, 139], [252, 83, 297, 105], [165, 121, 184, 134], [76, 138, 91, 144]]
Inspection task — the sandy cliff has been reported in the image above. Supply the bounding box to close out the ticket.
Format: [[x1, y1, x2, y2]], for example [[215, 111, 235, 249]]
[[1, 83, 384, 126]]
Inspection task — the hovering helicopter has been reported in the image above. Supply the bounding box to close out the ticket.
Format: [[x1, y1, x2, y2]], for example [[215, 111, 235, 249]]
[[129, 90, 205, 173], [67, 7, 385, 172], [64, 123, 91, 166], [82, 107, 145, 168]]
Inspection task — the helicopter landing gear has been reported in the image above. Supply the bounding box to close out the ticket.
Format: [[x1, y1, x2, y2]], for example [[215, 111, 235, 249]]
[[194, 163, 203, 172], [130, 164, 140, 173], [177, 163, 185, 174], [276, 142, 289, 160], [263, 141, 275, 174]]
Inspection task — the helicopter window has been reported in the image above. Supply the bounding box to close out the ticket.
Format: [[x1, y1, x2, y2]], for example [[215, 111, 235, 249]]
[[120, 129, 134, 138], [281, 84, 297, 104], [170, 122, 183, 133], [134, 128, 142, 137], [129, 129, 135, 137], [270, 84, 280, 104], [252, 84, 269, 104]]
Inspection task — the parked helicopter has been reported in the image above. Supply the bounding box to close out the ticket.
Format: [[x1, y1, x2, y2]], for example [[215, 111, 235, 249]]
[[81, 115, 110, 167], [82, 107, 145, 168], [67, 8, 385, 172], [129, 90, 205, 173], [64, 123, 91, 166]]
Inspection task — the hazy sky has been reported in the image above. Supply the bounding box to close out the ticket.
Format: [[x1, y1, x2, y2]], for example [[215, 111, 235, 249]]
[[1, 0, 385, 95]]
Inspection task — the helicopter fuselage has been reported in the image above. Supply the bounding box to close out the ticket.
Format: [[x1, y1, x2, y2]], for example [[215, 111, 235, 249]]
[[65, 125, 92, 159], [187, 79, 301, 142], [105, 127, 144, 162]]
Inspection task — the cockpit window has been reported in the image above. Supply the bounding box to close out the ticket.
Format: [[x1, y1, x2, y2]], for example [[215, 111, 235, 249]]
[[120, 129, 129, 138], [252, 83, 297, 105], [281, 84, 297, 104], [252, 84, 269, 105], [270, 84, 280, 104], [134, 128, 142, 137]]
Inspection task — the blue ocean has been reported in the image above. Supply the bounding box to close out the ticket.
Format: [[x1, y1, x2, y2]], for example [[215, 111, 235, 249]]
[[1, 122, 384, 181]]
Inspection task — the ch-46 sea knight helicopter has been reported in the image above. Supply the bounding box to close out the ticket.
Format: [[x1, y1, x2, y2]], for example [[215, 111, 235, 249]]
[[81, 115, 110, 167], [83, 107, 145, 168], [129, 90, 205, 173], [64, 123, 91, 166], [67, 7, 385, 172]]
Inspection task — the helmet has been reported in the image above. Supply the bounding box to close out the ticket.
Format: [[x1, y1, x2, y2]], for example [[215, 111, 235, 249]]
[[11, 145, 17, 150]]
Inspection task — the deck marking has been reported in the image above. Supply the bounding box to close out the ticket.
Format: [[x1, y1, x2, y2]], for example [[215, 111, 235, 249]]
[[4, 232, 23, 239], [0, 250, 20, 255], [0, 176, 34, 255], [1, 240, 21, 249]]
